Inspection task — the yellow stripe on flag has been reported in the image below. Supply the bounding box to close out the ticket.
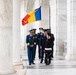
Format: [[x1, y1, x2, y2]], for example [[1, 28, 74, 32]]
[[28, 14, 36, 22], [28, 10, 36, 15], [27, 10, 36, 23]]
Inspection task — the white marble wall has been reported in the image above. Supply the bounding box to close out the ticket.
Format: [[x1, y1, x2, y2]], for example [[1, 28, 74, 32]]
[[65, 0, 73, 60], [50, 0, 57, 57], [0, 0, 14, 74], [20, 0, 27, 50], [56, 0, 67, 56], [73, 0, 76, 59], [13, 0, 22, 64], [65, 0, 76, 60]]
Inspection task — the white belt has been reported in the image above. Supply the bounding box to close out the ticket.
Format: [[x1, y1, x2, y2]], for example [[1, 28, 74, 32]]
[[45, 48, 52, 50]]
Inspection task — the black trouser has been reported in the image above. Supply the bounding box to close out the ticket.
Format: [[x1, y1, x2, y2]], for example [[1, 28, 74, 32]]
[[34, 45, 36, 59], [40, 47, 44, 63], [45, 50, 52, 64], [45, 50, 52, 58], [38, 45, 41, 59], [27, 47, 34, 64]]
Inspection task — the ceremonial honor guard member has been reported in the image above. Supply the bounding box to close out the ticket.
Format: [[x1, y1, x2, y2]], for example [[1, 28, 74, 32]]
[[33, 29, 38, 60], [26, 29, 36, 65], [43, 29, 47, 46], [37, 28, 44, 59], [40, 29, 47, 63]]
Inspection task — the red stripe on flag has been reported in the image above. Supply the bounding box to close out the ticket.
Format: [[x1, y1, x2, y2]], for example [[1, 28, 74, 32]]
[[22, 20, 28, 26], [23, 14, 30, 20], [22, 14, 30, 25]]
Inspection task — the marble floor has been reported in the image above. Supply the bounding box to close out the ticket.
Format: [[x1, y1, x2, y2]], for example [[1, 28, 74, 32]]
[[25, 58, 76, 75], [1, 50, 76, 75]]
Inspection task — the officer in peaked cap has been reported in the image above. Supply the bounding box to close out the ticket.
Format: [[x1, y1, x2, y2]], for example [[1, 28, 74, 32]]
[[26, 29, 36, 65], [32, 29, 38, 60], [39, 29, 48, 63], [44, 29, 48, 33], [39, 27, 43, 30], [37, 28, 44, 60]]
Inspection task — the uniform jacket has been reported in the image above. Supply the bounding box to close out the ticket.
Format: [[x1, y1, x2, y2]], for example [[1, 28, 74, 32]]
[[26, 35, 36, 47], [37, 33, 47, 48]]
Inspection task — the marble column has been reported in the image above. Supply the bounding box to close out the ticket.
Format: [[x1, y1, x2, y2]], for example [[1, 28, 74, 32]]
[[13, 0, 22, 65], [41, 0, 49, 28], [72, 0, 76, 59], [20, 0, 26, 50], [66, 0, 76, 60], [50, 0, 57, 57], [24, 1, 28, 50], [0, 0, 14, 74], [20, 0, 28, 59], [53, 0, 67, 57]]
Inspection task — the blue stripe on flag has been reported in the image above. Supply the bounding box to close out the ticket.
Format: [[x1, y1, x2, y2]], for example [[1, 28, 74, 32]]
[[35, 7, 41, 21]]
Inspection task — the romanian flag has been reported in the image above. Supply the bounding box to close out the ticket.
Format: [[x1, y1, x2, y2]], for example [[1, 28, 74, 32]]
[[22, 7, 41, 26]]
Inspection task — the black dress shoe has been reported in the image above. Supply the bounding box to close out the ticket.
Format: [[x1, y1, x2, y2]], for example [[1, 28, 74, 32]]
[[29, 63, 31, 65], [32, 62, 35, 64], [40, 61, 43, 63], [39, 57, 41, 59]]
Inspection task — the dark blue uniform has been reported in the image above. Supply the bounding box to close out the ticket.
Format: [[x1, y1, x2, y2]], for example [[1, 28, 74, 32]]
[[37, 32, 42, 59], [37, 32, 47, 62], [40, 34, 47, 63], [33, 34, 38, 60], [26, 34, 36, 65]]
